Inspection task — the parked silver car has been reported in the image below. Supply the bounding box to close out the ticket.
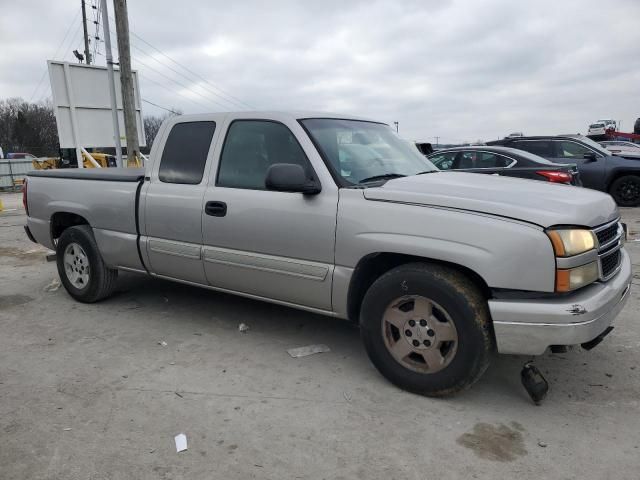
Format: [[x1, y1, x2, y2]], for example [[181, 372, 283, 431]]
[[600, 140, 640, 159], [23, 111, 632, 396]]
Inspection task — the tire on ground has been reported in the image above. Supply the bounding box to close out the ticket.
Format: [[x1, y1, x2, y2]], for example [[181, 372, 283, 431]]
[[609, 175, 640, 207], [360, 262, 493, 396], [56, 225, 118, 303]]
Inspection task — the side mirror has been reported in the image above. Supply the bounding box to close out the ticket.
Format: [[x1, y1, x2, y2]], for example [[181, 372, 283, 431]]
[[265, 163, 321, 195], [583, 152, 597, 162]]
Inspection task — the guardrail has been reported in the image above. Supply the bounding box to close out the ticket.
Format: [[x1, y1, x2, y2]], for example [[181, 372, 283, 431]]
[[0, 159, 32, 191]]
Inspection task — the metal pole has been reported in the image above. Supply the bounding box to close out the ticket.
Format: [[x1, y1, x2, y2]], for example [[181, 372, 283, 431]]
[[7, 160, 14, 192], [113, 0, 140, 167], [81, 0, 91, 64], [101, 0, 123, 167]]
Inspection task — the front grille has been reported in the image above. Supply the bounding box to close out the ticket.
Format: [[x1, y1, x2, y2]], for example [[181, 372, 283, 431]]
[[596, 223, 618, 246], [600, 249, 621, 278], [593, 220, 623, 281]]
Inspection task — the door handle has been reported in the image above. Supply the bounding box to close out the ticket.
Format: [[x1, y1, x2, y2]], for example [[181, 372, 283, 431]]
[[205, 201, 227, 217]]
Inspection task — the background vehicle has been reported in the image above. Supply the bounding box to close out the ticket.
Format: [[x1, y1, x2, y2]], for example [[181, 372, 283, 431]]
[[600, 141, 640, 159], [427, 145, 580, 185], [7, 152, 37, 160], [588, 123, 607, 137], [23, 112, 631, 397], [597, 119, 617, 131], [488, 134, 640, 206], [634, 117, 640, 135]]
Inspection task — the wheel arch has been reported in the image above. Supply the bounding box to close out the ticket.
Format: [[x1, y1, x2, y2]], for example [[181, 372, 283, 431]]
[[346, 252, 491, 323], [50, 211, 90, 242]]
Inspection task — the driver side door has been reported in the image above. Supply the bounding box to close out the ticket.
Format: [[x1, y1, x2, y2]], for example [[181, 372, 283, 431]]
[[201, 117, 338, 311]]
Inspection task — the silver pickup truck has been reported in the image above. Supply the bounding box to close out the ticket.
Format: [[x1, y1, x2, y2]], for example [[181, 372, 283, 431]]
[[23, 112, 632, 396]]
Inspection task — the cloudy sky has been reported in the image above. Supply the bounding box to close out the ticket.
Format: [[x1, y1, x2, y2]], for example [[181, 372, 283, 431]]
[[1, 0, 639, 143]]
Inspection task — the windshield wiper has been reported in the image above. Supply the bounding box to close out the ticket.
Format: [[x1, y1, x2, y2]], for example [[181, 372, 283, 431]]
[[415, 170, 438, 175], [358, 173, 406, 184]]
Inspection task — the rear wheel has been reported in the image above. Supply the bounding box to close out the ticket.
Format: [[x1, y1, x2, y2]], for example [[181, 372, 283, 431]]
[[360, 263, 493, 396], [56, 225, 118, 303], [609, 175, 640, 207]]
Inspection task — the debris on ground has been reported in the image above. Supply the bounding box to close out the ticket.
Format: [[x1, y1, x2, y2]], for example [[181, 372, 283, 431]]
[[538, 441, 548, 448], [175, 392, 183, 398], [63, 428, 72, 431], [158, 341, 168, 347], [605, 373, 613, 378], [44, 278, 60, 292], [343, 392, 352, 402], [175, 433, 188, 453], [287, 344, 331, 358], [193, 332, 202, 336], [238, 323, 250, 333]]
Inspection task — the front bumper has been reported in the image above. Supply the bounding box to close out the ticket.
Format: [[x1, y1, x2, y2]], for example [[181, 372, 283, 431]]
[[490, 249, 632, 355]]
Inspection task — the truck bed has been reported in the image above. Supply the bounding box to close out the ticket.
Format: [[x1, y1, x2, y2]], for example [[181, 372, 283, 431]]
[[28, 168, 145, 182]]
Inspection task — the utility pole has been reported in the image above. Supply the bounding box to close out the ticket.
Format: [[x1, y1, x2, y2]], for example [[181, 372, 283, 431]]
[[394, 121, 399, 133], [100, 0, 123, 166], [81, 0, 91, 64], [113, 0, 140, 167], [435, 136, 439, 147]]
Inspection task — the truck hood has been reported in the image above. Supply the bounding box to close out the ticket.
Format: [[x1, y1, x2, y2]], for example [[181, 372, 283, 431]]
[[363, 172, 618, 228]]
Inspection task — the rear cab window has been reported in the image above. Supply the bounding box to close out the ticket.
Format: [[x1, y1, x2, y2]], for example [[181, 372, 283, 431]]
[[159, 121, 216, 184]]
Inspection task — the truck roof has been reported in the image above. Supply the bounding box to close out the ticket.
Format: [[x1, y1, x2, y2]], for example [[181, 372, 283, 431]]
[[174, 111, 379, 123]]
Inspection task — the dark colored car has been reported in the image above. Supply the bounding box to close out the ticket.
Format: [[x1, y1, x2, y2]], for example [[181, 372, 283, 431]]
[[427, 145, 580, 185], [634, 117, 640, 135], [487, 135, 640, 206]]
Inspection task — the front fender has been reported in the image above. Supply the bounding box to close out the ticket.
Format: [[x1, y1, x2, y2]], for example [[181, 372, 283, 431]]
[[336, 190, 556, 293]]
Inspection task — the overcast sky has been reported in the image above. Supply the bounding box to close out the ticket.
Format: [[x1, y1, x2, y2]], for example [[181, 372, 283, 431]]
[[1, 0, 639, 143]]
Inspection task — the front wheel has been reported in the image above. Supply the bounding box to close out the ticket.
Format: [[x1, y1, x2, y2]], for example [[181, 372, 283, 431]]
[[360, 263, 493, 396], [56, 225, 118, 303], [609, 175, 640, 207]]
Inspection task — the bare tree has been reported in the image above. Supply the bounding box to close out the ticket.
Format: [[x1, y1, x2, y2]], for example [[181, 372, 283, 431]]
[[0, 98, 59, 157], [143, 109, 181, 148]]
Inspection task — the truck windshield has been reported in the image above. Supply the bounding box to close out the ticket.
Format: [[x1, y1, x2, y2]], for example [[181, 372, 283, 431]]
[[300, 118, 436, 185]]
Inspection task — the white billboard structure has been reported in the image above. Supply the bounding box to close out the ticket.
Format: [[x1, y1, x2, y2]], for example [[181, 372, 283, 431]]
[[47, 60, 146, 167]]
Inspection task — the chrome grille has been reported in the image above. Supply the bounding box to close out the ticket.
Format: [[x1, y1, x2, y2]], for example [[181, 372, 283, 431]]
[[593, 219, 623, 281], [596, 223, 618, 247]]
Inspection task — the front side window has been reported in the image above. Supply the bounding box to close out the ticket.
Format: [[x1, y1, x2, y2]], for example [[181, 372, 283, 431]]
[[159, 122, 216, 184], [217, 120, 314, 190], [301, 118, 435, 185], [555, 141, 592, 159]]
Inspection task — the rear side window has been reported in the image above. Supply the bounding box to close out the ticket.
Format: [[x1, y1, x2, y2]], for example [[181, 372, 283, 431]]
[[159, 121, 216, 184], [429, 152, 457, 170], [511, 140, 553, 157]]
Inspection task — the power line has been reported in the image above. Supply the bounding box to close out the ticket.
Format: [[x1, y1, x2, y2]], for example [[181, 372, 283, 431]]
[[141, 98, 180, 115], [29, 8, 82, 101], [106, 28, 231, 111], [128, 41, 241, 110], [138, 73, 208, 112], [108, 15, 255, 110]]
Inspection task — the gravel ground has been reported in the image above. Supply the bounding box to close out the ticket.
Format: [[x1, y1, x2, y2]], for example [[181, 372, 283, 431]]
[[1, 192, 639, 480]]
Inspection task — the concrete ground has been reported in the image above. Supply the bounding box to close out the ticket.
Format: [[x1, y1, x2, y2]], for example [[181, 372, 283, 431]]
[[1, 191, 639, 480]]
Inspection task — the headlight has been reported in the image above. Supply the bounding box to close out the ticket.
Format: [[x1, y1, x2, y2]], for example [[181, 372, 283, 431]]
[[547, 229, 597, 257], [556, 261, 599, 292]]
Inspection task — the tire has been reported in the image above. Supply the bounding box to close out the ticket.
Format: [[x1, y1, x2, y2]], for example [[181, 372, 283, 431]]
[[609, 175, 640, 207], [360, 263, 493, 396], [56, 225, 118, 303]]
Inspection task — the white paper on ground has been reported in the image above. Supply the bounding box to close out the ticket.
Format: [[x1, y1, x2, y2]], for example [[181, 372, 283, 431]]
[[287, 344, 331, 358], [175, 433, 187, 452]]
